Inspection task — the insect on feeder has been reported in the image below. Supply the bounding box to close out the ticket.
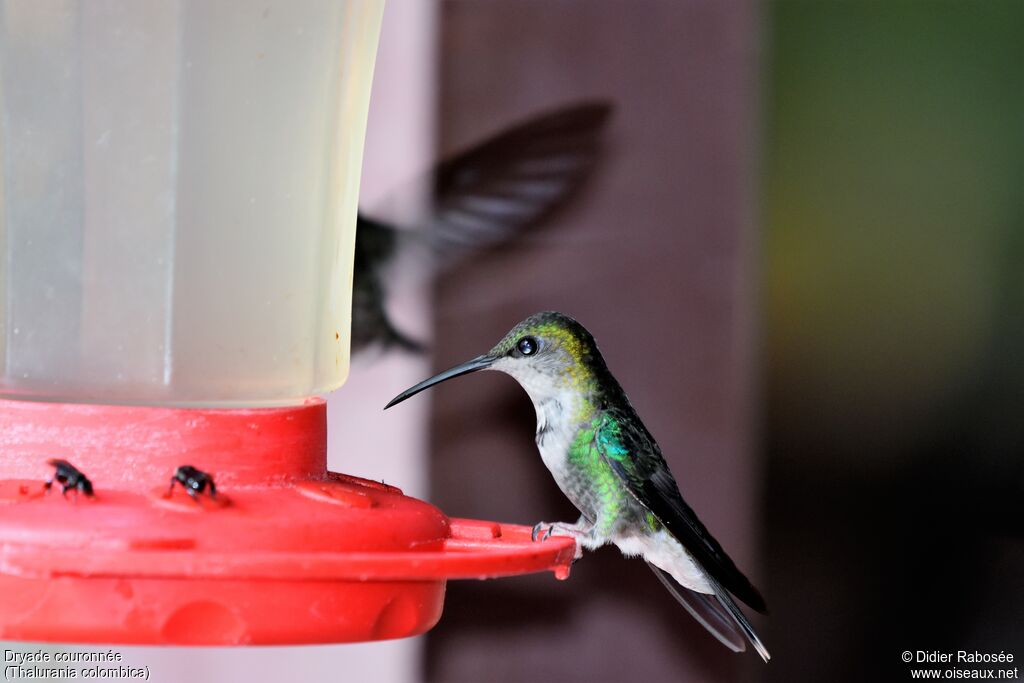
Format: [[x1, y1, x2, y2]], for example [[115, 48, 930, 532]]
[[0, 1, 574, 645]]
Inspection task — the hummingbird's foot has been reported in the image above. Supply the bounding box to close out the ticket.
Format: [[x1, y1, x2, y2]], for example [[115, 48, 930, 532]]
[[531, 521, 590, 560]]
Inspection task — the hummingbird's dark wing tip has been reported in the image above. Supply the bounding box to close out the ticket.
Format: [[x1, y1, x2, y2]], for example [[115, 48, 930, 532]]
[[643, 467, 769, 614], [595, 411, 769, 615]]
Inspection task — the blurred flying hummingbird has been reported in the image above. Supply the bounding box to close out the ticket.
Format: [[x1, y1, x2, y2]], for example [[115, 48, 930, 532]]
[[385, 311, 770, 661], [352, 101, 613, 353]]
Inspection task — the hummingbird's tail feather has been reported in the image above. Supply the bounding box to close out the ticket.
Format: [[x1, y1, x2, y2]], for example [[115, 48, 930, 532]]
[[647, 562, 745, 653], [647, 562, 770, 662], [709, 578, 771, 663]]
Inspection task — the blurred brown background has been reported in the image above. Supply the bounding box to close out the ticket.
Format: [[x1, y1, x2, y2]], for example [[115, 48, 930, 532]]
[[428, 2, 764, 682]]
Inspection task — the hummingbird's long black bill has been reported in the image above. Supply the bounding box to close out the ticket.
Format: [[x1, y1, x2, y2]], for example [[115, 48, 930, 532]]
[[384, 355, 495, 409]]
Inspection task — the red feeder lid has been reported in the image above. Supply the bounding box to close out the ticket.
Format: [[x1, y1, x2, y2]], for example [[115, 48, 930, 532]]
[[0, 398, 575, 645]]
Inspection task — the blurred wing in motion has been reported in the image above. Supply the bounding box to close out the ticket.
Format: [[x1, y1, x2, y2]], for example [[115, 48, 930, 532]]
[[353, 100, 615, 353], [424, 99, 614, 260]]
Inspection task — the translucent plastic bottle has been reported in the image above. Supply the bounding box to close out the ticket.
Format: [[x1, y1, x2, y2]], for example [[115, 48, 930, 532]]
[[0, 0, 384, 406]]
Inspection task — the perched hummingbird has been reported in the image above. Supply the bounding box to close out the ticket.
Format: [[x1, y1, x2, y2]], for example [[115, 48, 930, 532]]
[[352, 101, 613, 353], [385, 311, 770, 661]]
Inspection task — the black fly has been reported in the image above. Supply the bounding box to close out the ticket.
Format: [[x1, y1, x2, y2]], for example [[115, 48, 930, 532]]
[[44, 459, 94, 499], [169, 465, 217, 502]]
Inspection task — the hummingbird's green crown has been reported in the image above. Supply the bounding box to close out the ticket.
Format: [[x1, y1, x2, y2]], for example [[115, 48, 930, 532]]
[[488, 311, 616, 400], [490, 311, 591, 358]]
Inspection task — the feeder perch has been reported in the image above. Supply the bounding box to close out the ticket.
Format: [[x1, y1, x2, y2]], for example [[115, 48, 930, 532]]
[[0, 1, 574, 645]]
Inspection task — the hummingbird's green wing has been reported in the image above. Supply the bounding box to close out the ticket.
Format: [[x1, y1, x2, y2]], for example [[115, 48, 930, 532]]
[[594, 410, 768, 614], [595, 410, 770, 660]]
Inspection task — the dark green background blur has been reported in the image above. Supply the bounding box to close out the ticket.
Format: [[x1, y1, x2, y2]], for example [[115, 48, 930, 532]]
[[764, 2, 1024, 680]]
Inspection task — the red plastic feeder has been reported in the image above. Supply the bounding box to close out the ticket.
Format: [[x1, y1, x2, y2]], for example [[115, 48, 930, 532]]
[[0, 398, 575, 644], [0, 0, 575, 647]]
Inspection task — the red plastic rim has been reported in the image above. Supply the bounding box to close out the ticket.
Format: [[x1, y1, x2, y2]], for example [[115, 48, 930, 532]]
[[0, 517, 575, 581], [0, 398, 575, 645]]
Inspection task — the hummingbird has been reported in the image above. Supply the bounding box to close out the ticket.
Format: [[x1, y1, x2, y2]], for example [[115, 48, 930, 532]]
[[385, 311, 770, 661], [352, 101, 613, 353]]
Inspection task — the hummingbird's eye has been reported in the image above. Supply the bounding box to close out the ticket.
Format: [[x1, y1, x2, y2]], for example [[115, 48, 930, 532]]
[[516, 336, 539, 356]]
